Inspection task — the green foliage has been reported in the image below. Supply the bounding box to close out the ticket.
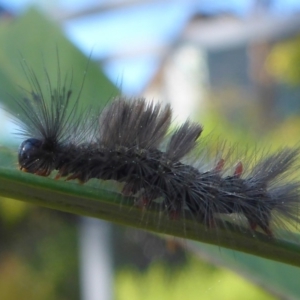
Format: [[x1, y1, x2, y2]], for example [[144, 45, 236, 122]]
[[0, 208, 79, 300], [0, 8, 119, 116], [0, 255, 57, 300], [116, 256, 274, 300], [267, 35, 300, 85], [0, 197, 29, 225]]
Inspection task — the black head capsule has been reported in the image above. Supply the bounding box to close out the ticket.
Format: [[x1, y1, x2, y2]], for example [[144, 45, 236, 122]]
[[18, 138, 57, 176]]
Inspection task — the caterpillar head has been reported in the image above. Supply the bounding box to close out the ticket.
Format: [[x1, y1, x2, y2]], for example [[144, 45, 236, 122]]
[[18, 138, 57, 176]]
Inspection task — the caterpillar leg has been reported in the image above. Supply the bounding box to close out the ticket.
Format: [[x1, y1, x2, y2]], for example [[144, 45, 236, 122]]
[[247, 213, 273, 237], [249, 221, 273, 237], [122, 182, 140, 196]]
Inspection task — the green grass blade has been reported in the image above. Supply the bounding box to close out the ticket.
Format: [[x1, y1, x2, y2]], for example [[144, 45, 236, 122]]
[[1, 166, 300, 267]]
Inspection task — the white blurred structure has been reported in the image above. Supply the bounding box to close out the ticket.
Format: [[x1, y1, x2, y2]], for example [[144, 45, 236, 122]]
[[79, 218, 113, 300]]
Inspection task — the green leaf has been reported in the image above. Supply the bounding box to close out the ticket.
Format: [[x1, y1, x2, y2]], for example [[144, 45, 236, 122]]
[[188, 241, 300, 299], [0, 165, 300, 269], [0, 8, 119, 114]]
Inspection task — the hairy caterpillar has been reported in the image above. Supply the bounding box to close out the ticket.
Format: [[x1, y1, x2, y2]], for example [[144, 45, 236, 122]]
[[12, 62, 300, 238]]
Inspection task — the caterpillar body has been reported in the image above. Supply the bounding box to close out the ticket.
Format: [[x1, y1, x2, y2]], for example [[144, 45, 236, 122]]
[[14, 64, 300, 238]]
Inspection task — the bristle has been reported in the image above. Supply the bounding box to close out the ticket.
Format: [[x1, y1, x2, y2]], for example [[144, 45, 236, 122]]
[[166, 121, 203, 161], [99, 98, 172, 149], [248, 148, 300, 186]]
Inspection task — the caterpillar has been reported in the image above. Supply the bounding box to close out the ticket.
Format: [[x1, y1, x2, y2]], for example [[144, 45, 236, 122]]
[[12, 62, 300, 238]]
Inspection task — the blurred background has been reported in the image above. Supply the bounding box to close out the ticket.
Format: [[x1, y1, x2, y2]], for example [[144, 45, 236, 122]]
[[1, 0, 300, 299]]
